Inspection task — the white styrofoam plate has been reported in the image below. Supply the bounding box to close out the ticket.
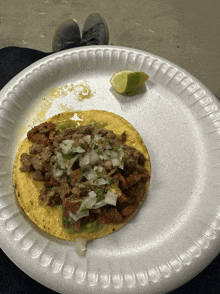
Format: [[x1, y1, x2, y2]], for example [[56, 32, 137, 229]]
[[0, 46, 220, 294]]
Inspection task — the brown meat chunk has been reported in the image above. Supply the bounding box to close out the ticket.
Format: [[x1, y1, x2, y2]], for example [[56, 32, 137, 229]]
[[138, 152, 146, 166], [70, 169, 82, 185], [29, 143, 44, 154], [72, 186, 82, 199], [39, 189, 62, 206], [40, 147, 53, 162], [125, 181, 147, 204], [44, 176, 60, 188], [118, 192, 129, 203], [27, 122, 56, 146], [122, 168, 150, 189], [57, 178, 72, 199], [124, 146, 140, 171], [121, 205, 136, 217], [32, 170, 44, 181], [98, 208, 123, 224], [121, 131, 127, 142], [105, 130, 116, 140], [32, 157, 44, 171], [32, 157, 51, 173], [19, 153, 34, 173], [63, 197, 81, 214]]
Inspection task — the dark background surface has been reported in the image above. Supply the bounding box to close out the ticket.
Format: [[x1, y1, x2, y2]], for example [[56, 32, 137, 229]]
[[1, 247, 220, 294]]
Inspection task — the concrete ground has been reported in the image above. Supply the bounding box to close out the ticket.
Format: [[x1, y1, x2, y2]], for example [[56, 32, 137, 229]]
[[0, 0, 220, 95]]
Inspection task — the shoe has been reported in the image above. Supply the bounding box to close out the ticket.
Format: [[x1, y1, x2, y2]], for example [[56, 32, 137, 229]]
[[81, 13, 109, 46], [52, 19, 81, 52]]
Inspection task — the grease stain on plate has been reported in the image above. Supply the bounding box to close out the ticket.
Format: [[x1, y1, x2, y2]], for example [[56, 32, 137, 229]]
[[58, 103, 75, 112], [51, 80, 94, 102], [17, 80, 94, 141]]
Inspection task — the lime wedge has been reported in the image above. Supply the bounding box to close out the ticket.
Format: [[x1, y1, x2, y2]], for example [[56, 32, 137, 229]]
[[110, 70, 149, 94]]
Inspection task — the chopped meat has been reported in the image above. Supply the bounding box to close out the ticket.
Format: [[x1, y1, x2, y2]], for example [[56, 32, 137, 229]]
[[32, 170, 44, 181], [99, 208, 123, 224], [106, 167, 118, 177], [91, 208, 102, 214], [94, 128, 109, 136], [121, 205, 136, 217], [19, 153, 34, 173], [44, 171, 53, 181], [125, 181, 147, 203], [29, 143, 44, 154], [118, 192, 129, 203], [31, 156, 51, 174], [70, 169, 82, 185], [118, 173, 126, 186], [121, 131, 127, 142], [105, 130, 116, 140], [138, 152, 146, 166], [57, 178, 72, 199], [112, 137, 123, 147], [63, 197, 81, 215], [39, 189, 62, 206], [122, 170, 150, 189], [75, 219, 81, 230], [32, 157, 45, 171], [44, 176, 60, 188], [124, 146, 140, 171], [27, 122, 56, 146], [83, 141, 89, 151], [40, 147, 53, 162], [19, 123, 150, 229]]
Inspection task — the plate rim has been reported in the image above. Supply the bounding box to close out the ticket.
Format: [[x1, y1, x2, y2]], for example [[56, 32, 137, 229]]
[[0, 45, 220, 294]]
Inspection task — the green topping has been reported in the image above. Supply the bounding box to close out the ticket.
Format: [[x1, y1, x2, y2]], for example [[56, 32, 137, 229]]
[[121, 156, 126, 165], [56, 162, 62, 170], [97, 150, 104, 156], [95, 169, 103, 177], [88, 120, 107, 128], [55, 120, 76, 134], [110, 177, 119, 184], [80, 207, 89, 212], [111, 184, 120, 191], [93, 177, 103, 185], [112, 146, 120, 152], [80, 143, 86, 150], [94, 188, 105, 202], [64, 220, 104, 234], [63, 216, 77, 226], [80, 167, 89, 172], [104, 138, 112, 146], [60, 151, 78, 160]]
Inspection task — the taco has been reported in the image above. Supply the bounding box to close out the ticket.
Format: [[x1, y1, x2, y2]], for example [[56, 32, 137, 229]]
[[13, 110, 151, 244]]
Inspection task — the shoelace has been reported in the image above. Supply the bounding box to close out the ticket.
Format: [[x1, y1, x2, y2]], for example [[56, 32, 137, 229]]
[[61, 38, 80, 49], [81, 24, 106, 46]]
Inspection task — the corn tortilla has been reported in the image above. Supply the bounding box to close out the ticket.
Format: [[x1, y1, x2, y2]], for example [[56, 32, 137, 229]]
[[13, 110, 151, 241]]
